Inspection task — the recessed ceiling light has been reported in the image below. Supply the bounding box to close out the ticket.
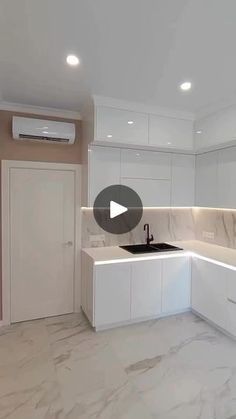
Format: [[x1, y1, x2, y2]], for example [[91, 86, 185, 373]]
[[107, 134, 112, 138], [180, 81, 192, 91], [196, 130, 202, 134], [128, 120, 134, 125], [66, 54, 80, 66]]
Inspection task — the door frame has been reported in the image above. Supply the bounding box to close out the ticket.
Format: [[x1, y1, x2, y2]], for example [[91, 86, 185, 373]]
[[1, 160, 81, 325]]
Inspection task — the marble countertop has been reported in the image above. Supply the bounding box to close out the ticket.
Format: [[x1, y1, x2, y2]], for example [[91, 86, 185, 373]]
[[82, 240, 236, 269]]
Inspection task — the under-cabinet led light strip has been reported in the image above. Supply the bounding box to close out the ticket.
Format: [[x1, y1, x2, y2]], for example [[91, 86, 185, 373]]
[[81, 206, 236, 211], [94, 251, 236, 271]]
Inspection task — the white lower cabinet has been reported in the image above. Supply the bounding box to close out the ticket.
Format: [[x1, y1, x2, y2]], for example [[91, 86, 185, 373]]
[[131, 260, 162, 319], [225, 269, 236, 336], [162, 256, 191, 313], [82, 251, 236, 337], [191, 257, 227, 330], [82, 253, 191, 330], [95, 263, 131, 327]]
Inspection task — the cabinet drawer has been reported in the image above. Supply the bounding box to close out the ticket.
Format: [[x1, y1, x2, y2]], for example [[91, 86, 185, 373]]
[[96, 106, 148, 145]]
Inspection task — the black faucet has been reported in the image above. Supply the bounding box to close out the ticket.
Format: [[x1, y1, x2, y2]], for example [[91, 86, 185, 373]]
[[144, 223, 154, 246]]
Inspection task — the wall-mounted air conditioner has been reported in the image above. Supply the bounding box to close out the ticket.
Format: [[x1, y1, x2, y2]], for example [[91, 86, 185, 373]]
[[12, 116, 76, 144]]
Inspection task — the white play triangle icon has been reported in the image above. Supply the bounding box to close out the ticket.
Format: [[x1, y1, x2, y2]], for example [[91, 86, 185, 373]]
[[110, 201, 128, 219]]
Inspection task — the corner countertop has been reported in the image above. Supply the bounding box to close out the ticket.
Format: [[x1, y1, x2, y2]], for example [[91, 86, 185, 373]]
[[82, 240, 236, 269]]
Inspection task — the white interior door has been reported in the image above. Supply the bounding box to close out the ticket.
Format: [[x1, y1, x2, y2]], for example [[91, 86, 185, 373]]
[[10, 167, 75, 322]]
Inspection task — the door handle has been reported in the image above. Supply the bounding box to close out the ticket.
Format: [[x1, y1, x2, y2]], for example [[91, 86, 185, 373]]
[[65, 241, 73, 247]]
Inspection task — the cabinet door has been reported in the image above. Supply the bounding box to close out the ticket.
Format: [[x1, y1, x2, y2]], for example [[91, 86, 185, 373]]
[[96, 106, 149, 145], [194, 106, 236, 151], [226, 269, 236, 336], [162, 257, 191, 313], [95, 263, 131, 327], [89, 146, 120, 205], [218, 147, 236, 209], [195, 151, 218, 207], [121, 178, 171, 207], [149, 114, 193, 149], [191, 257, 227, 329], [171, 154, 195, 206], [121, 149, 171, 180], [131, 260, 162, 319]]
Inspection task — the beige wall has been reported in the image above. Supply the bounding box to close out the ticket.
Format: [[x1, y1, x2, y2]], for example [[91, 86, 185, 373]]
[[0, 110, 82, 163], [0, 110, 82, 320]]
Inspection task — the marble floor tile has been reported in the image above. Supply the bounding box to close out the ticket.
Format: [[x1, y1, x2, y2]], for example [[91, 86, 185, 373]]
[[1, 311, 236, 418]]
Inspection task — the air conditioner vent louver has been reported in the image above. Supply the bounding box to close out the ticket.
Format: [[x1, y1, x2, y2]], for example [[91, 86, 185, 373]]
[[13, 116, 76, 144], [19, 134, 69, 143]]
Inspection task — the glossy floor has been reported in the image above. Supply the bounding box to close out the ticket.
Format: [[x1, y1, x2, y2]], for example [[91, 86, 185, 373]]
[[1, 312, 236, 419]]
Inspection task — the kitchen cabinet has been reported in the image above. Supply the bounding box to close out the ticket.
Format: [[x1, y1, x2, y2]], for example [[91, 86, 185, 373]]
[[218, 147, 236, 208], [171, 154, 195, 206], [95, 106, 149, 145], [88, 145, 195, 208], [162, 256, 191, 313], [131, 260, 162, 319], [225, 269, 236, 336], [95, 263, 131, 327], [191, 257, 227, 330], [194, 105, 236, 151], [120, 148, 171, 206], [121, 149, 171, 179], [121, 177, 171, 207], [149, 114, 193, 150], [81, 252, 191, 330], [88, 146, 120, 205], [195, 151, 218, 207]]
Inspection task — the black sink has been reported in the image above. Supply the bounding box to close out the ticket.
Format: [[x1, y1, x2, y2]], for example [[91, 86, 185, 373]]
[[152, 243, 183, 251], [120, 243, 183, 254], [120, 244, 160, 254]]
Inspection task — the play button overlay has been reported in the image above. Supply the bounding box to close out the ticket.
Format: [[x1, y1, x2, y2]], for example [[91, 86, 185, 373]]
[[110, 201, 128, 219], [93, 185, 143, 234]]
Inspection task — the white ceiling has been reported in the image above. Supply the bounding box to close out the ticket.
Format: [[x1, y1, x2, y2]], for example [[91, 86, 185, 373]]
[[0, 0, 236, 116]]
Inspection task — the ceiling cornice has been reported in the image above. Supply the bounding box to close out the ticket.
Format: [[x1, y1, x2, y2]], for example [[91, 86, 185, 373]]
[[0, 101, 81, 120]]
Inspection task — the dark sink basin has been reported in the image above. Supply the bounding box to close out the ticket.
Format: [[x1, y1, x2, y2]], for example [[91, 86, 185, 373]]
[[152, 243, 183, 251], [120, 244, 160, 254], [120, 243, 183, 254]]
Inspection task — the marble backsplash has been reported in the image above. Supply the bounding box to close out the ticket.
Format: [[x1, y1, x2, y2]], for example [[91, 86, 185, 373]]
[[81, 208, 195, 248], [194, 208, 236, 249], [82, 207, 236, 249]]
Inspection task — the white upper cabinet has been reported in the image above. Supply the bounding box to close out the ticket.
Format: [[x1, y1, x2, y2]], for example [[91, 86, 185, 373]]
[[120, 149, 171, 206], [95, 106, 149, 145], [88, 146, 195, 207], [89, 146, 120, 205], [87, 97, 194, 150], [149, 114, 194, 150], [121, 149, 171, 179], [121, 178, 171, 207], [171, 154, 195, 206], [194, 105, 236, 151], [218, 147, 236, 208], [195, 151, 218, 207]]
